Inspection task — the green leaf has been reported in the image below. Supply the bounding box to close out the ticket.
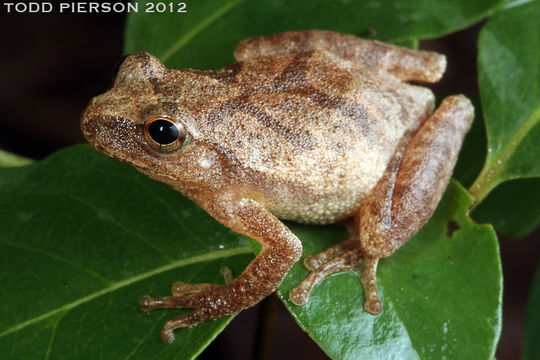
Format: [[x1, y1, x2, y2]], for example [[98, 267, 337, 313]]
[[0, 145, 254, 360], [472, 178, 540, 238], [470, 0, 540, 205], [125, 0, 504, 69], [0, 148, 32, 167], [277, 181, 502, 359], [0, 146, 503, 359], [452, 98, 540, 238], [525, 260, 540, 360]]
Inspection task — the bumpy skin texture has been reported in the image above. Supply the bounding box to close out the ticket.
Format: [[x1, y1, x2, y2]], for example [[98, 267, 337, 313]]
[[81, 30, 473, 342]]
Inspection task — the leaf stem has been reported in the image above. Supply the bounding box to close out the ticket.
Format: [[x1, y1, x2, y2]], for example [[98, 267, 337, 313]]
[[468, 161, 502, 209], [469, 106, 540, 207]]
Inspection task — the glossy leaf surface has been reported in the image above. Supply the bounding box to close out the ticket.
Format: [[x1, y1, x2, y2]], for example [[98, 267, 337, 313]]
[[0, 147, 502, 359], [0, 146, 253, 360], [472, 178, 540, 238], [278, 181, 502, 359], [1, 0, 515, 357]]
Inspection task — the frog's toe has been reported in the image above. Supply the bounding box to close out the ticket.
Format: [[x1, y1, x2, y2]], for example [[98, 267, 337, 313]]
[[364, 298, 383, 314], [303, 255, 323, 271], [302, 237, 358, 271], [139, 294, 196, 311], [140, 295, 157, 311], [160, 328, 175, 343], [171, 282, 190, 296], [171, 282, 218, 296], [289, 286, 309, 306], [160, 310, 203, 343]]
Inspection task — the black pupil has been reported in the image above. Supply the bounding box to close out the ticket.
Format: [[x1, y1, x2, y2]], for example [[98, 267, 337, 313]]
[[148, 120, 180, 145]]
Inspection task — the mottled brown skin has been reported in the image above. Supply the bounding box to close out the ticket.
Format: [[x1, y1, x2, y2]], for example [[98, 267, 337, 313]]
[[81, 30, 473, 342]]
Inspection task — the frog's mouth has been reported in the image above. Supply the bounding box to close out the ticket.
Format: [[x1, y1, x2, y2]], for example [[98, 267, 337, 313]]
[[133, 164, 178, 182]]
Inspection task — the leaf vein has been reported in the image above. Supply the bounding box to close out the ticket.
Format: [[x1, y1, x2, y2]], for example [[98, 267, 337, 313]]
[[160, 0, 246, 63], [0, 246, 252, 339], [44, 311, 66, 360], [0, 239, 111, 285]]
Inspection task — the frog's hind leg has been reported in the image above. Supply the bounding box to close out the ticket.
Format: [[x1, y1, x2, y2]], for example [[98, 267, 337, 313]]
[[291, 95, 474, 314], [234, 30, 445, 83], [288, 125, 414, 312], [355, 95, 474, 313]]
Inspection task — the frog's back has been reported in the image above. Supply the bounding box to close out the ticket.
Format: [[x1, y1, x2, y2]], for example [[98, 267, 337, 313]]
[[161, 51, 435, 223]]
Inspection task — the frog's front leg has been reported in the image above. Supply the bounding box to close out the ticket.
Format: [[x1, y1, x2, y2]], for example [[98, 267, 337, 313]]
[[140, 195, 302, 343], [291, 95, 474, 313]]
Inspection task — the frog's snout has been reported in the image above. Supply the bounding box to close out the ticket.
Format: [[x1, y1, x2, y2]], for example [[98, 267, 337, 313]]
[[81, 94, 122, 146], [80, 98, 110, 148]]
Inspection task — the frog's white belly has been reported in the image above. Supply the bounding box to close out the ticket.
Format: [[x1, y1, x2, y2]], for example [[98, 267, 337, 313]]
[[260, 144, 387, 224], [265, 180, 369, 224]]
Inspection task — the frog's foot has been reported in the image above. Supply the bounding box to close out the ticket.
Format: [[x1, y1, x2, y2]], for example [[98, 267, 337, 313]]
[[140, 285, 227, 343], [289, 246, 363, 306], [302, 237, 356, 271], [140, 295, 202, 343]]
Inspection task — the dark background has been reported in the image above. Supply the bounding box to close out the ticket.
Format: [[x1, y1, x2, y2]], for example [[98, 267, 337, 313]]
[[1, 7, 538, 360]]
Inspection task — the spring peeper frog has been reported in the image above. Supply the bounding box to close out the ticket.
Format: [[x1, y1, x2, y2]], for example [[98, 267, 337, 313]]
[[81, 30, 473, 343]]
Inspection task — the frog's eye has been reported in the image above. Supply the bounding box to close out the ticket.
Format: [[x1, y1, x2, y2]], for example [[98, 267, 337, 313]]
[[144, 116, 186, 152]]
